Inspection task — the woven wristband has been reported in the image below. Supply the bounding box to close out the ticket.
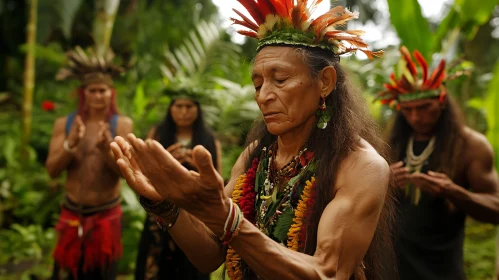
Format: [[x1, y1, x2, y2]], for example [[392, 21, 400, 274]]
[[139, 196, 175, 215]]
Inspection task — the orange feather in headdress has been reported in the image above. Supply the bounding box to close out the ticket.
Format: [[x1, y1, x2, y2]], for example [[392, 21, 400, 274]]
[[231, 0, 381, 59], [237, 0, 265, 26], [426, 60, 446, 90], [231, 9, 259, 31], [413, 50, 428, 84], [400, 46, 418, 77]]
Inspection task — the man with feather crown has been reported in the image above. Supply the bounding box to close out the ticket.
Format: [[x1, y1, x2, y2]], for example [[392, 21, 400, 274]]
[[377, 46, 499, 280], [110, 1, 398, 279], [45, 46, 133, 280]]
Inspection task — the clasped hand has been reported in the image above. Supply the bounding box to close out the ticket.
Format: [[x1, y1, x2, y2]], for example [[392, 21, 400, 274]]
[[390, 161, 458, 197], [110, 134, 228, 221]]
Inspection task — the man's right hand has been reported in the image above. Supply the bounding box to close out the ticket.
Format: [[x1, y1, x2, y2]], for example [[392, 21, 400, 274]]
[[67, 115, 86, 149], [390, 161, 411, 187]]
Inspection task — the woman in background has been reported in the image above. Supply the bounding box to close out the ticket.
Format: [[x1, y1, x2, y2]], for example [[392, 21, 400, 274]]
[[135, 97, 221, 280]]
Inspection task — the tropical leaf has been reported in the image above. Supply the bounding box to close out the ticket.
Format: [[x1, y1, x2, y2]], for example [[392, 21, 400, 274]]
[[56, 0, 83, 39], [386, 0, 433, 61], [162, 20, 225, 84], [435, 0, 499, 50], [157, 20, 248, 128], [213, 78, 260, 142], [272, 207, 294, 243], [133, 81, 147, 119]]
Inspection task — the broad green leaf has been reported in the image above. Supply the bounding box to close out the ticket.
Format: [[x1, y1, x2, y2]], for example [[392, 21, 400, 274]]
[[133, 82, 146, 119], [386, 0, 433, 60], [466, 98, 485, 110], [272, 208, 294, 243], [56, 0, 83, 38]]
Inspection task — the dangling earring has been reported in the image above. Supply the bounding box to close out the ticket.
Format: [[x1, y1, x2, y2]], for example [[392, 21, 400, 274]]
[[316, 96, 331, 129]]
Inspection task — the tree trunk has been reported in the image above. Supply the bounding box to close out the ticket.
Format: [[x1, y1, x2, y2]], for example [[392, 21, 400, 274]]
[[20, 0, 37, 162], [93, 0, 120, 57]]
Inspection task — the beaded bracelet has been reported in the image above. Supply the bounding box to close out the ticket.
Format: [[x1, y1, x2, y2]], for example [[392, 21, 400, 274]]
[[139, 196, 174, 215], [156, 206, 180, 231], [63, 139, 78, 154], [220, 200, 244, 244], [139, 196, 180, 230], [224, 217, 244, 245]]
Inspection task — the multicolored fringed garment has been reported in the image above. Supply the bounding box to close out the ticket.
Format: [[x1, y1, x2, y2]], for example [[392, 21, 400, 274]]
[[52, 204, 123, 279], [225, 143, 317, 279]]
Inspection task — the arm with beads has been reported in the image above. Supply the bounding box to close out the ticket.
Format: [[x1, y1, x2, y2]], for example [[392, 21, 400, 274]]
[[111, 137, 253, 272], [112, 135, 389, 279]]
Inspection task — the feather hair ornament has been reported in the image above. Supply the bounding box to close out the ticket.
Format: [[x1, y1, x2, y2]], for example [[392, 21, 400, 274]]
[[231, 0, 382, 59], [56, 46, 124, 87], [376, 46, 451, 107]]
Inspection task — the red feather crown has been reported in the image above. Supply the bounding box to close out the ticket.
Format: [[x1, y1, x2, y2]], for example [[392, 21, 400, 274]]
[[376, 46, 448, 107], [231, 0, 382, 59]]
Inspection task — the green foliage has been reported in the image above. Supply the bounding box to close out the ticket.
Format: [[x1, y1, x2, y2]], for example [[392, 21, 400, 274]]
[[386, 0, 434, 60], [272, 208, 294, 243], [485, 60, 499, 173], [118, 184, 146, 273], [435, 0, 499, 51], [464, 219, 497, 279], [58, 0, 84, 39], [1, 0, 498, 278], [0, 224, 55, 278]]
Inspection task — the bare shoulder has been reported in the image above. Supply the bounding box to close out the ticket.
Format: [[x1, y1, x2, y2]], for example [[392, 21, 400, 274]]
[[336, 139, 390, 194], [463, 126, 494, 163], [52, 116, 68, 133]]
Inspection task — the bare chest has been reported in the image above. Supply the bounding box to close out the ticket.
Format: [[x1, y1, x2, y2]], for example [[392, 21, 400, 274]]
[[69, 123, 111, 174]]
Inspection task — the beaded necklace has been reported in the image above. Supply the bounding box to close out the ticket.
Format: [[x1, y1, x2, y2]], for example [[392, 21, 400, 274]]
[[404, 136, 435, 205], [226, 143, 317, 279], [256, 143, 313, 239]]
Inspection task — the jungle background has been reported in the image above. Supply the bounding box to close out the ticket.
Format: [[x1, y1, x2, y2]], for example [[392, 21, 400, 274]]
[[0, 0, 498, 279]]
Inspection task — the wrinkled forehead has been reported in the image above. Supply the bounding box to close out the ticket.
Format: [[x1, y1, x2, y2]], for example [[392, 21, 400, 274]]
[[252, 46, 307, 77]]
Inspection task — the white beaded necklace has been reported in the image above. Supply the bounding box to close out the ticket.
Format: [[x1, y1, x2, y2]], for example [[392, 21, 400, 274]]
[[405, 136, 436, 173]]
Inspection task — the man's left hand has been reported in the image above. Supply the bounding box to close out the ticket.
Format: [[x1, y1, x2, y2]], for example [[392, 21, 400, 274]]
[[96, 121, 113, 152], [410, 171, 459, 197]]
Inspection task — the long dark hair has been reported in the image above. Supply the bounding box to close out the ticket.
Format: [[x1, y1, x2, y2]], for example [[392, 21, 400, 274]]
[[154, 98, 218, 168], [242, 46, 397, 280], [387, 96, 466, 180]]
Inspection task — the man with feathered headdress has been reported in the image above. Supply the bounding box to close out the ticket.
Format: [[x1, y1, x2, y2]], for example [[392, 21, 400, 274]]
[[111, 1, 398, 279], [377, 46, 499, 280], [45, 47, 133, 279]]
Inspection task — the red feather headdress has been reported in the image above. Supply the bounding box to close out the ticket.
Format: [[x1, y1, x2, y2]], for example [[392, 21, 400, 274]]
[[376, 46, 448, 107], [231, 0, 382, 59]]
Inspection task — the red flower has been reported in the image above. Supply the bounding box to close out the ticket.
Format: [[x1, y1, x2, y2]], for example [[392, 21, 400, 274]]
[[42, 101, 55, 111]]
